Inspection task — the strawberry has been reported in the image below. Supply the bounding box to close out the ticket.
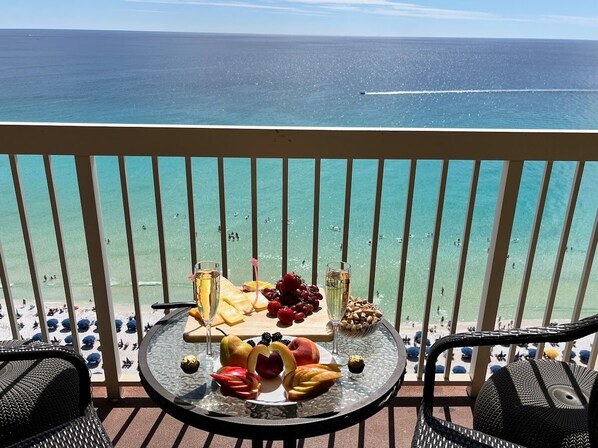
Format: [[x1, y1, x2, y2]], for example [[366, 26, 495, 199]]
[[267, 300, 282, 316], [277, 306, 295, 325]]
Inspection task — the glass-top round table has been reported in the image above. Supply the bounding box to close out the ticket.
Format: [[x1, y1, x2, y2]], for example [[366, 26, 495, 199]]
[[139, 308, 406, 448]]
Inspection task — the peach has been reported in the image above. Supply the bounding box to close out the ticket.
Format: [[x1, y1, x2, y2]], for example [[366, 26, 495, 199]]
[[287, 337, 320, 366]]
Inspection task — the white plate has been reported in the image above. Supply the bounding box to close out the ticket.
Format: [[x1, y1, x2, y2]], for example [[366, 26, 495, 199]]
[[214, 336, 334, 404]]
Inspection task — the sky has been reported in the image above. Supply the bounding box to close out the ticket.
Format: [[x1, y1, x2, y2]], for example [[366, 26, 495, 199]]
[[1, 0, 598, 39]]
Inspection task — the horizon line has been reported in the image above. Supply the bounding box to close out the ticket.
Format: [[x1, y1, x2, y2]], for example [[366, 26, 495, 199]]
[[0, 27, 597, 42]]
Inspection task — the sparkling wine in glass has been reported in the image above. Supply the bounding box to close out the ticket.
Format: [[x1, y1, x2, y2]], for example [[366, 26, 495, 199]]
[[194, 261, 220, 362], [325, 261, 351, 363]]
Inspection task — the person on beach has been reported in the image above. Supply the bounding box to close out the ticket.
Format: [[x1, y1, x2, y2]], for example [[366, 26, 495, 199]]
[[441, 286, 444, 296]]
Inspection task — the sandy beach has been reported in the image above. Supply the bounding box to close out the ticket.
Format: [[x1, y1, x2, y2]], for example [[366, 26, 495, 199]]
[[0, 300, 163, 376], [1, 299, 594, 377]]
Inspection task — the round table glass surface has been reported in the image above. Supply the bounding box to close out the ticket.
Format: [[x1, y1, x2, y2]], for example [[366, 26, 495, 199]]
[[139, 309, 406, 439]]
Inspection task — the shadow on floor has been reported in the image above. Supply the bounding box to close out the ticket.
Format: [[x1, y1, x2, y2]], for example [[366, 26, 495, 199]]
[[94, 386, 475, 448]]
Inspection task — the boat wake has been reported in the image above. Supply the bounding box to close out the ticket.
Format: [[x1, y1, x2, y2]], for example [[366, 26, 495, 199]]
[[361, 88, 598, 96]]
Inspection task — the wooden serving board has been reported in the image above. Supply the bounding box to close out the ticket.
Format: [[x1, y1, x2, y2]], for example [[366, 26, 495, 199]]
[[183, 300, 333, 342]]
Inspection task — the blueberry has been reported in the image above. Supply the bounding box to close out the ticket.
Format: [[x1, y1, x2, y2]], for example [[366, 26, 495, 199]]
[[258, 339, 270, 346], [261, 332, 272, 342], [247, 340, 256, 347], [271, 332, 283, 341], [281, 339, 291, 346]]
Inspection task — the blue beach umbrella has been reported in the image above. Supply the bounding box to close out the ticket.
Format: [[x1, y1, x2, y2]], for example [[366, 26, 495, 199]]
[[452, 365, 467, 374], [406, 347, 420, 360], [32, 332, 43, 342], [414, 331, 422, 344], [490, 365, 502, 374], [435, 365, 445, 374], [527, 348, 537, 358], [47, 318, 59, 330], [115, 319, 123, 332], [64, 335, 73, 345], [126, 319, 137, 332], [461, 347, 473, 360], [579, 350, 591, 363], [77, 319, 91, 331], [61, 318, 70, 330], [87, 353, 101, 364], [564, 350, 576, 360], [82, 335, 96, 347]]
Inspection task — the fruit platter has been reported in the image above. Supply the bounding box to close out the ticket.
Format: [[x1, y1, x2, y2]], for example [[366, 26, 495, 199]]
[[182, 332, 342, 406], [184, 272, 334, 342]]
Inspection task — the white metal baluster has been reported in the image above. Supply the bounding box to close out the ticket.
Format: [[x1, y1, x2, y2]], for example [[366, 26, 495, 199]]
[[508, 161, 552, 363], [341, 159, 353, 262], [367, 159, 385, 303], [536, 161, 584, 359], [417, 160, 449, 380], [217, 157, 228, 277], [9, 155, 48, 341], [152, 156, 169, 305], [75, 155, 121, 399], [251, 158, 258, 264], [282, 158, 289, 275], [186, 157, 197, 269], [394, 160, 416, 331], [0, 241, 20, 339], [562, 210, 597, 361], [44, 155, 80, 353], [118, 156, 144, 345], [444, 160, 480, 378], [469, 160, 523, 397], [311, 159, 321, 285]]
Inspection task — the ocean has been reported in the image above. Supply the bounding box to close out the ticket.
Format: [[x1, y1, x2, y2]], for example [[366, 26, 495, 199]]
[[0, 30, 596, 325]]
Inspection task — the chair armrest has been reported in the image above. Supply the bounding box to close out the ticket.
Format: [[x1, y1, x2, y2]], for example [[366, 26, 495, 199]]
[[0, 340, 92, 414], [422, 313, 598, 411]]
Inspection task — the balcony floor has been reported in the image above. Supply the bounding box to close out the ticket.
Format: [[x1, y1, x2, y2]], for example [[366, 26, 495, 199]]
[[93, 385, 475, 447]]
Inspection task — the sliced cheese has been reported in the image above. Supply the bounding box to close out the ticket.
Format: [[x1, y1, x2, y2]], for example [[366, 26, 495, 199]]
[[217, 301, 245, 326], [221, 277, 254, 314], [244, 291, 269, 312], [223, 294, 254, 314]]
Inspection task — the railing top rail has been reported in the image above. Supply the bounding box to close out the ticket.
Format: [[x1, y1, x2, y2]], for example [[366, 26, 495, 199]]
[[1, 122, 598, 161]]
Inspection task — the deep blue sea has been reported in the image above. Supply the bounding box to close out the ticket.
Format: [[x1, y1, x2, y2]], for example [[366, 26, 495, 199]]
[[0, 30, 596, 326]]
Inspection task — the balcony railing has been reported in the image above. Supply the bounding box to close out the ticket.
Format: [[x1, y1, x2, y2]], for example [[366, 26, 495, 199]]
[[0, 122, 596, 399]]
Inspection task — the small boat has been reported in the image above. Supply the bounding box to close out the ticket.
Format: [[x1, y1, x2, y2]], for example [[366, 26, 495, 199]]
[[359, 91, 366, 95]]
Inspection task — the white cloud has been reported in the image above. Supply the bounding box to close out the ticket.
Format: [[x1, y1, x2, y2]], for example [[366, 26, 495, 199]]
[[544, 15, 598, 27], [127, 0, 496, 20]]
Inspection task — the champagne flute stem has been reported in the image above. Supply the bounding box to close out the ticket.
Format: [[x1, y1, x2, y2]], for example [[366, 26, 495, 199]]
[[206, 324, 212, 356], [332, 322, 340, 356]]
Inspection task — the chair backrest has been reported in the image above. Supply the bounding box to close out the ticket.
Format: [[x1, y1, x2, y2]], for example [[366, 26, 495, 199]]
[[590, 375, 598, 448]]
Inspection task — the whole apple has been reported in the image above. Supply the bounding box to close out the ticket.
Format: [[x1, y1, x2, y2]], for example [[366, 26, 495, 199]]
[[287, 337, 320, 366], [255, 351, 284, 379]]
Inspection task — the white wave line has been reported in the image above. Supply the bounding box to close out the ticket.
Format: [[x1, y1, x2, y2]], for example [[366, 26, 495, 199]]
[[362, 88, 598, 95]]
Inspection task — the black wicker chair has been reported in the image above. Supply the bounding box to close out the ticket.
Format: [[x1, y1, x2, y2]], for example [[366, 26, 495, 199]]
[[0, 340, 113, 448], [412, 314, 598, 448]]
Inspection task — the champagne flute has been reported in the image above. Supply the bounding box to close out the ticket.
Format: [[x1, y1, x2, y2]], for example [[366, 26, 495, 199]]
[[194, 261, 220, 362], [325, 261, 351, 364]]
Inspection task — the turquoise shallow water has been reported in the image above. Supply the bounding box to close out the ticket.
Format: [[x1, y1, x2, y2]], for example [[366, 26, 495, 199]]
[[0, 30, 596, 324]]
